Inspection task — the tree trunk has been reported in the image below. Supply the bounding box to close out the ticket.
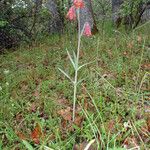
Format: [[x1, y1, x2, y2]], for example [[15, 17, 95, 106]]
[[79, 0, 98, 34], [112, 0, 123, 24], [30, 0, 43, 39], [46, 0, 63, 34], [112, 0, 150, 29]]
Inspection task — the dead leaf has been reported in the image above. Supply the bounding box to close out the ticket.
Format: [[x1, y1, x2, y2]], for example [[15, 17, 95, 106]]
[[15, 112, 23, 122], [19, 81, 28, 93], [123, 136, 139, 149], [42, 58, 49, 67], [61, 120, 67, 129], [31, 123, 43, 144], [57, 107, 72, 121], [127, 41, 134, 49], [123, 51, 129, 57], [79, 50, 84, 58], [137, 35, 142, 43], [32, 89, 40, 99], [141, 63, 150, 70], [27, 62, 36, 69], [107, 120, 115, 133], [16, 131, 26, 140], [21, 85, 28, 92], [74, 115, 83, 127], [57, 98, 68, 106], [30, 102, 37, 113]]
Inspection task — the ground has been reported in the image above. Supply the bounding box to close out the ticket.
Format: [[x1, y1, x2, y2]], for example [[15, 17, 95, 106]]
[[0, 23, 150, 149]]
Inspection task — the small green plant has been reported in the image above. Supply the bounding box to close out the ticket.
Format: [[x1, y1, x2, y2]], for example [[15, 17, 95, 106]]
[[59, 0, 92, 122]]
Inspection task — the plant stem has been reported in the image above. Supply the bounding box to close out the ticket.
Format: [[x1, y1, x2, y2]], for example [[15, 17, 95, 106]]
[[73, 78, 77, 122], [72, 8, 81, 122]]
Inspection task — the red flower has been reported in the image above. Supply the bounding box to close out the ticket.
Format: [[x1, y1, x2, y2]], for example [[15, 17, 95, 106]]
[[83, 22, 92, 37], [66, 6, 76, 21], [74, 0, 84, 8]]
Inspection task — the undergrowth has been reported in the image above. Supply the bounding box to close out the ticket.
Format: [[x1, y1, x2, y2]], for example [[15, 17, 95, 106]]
[[0, 23, 150, 150]]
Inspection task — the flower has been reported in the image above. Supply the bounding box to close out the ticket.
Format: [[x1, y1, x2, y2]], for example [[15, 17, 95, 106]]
[[73, 0, 84, 8], [66, 6, 76, 21], [83, 22, 92, 37]]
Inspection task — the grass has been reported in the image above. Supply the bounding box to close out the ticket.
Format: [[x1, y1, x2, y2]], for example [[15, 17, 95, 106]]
[[0, 23, 150, 149]]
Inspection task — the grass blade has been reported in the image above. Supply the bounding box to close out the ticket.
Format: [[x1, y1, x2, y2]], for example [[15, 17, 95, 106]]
[[84, 139, 96, 150], [22, 140, 34, 150], [44, 146, 54, 150]]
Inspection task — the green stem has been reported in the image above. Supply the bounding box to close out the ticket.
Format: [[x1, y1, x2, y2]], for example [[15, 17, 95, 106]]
[[72, 8, 81, 122]]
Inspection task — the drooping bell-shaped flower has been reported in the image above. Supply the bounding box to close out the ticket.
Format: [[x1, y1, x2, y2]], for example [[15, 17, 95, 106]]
[[83, 22, 92, 37], [66, 6, 76, 21], [73, 0, 84, 8]]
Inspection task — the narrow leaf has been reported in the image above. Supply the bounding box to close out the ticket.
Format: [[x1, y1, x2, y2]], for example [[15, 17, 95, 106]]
[[78, 61, 94, 71], [80, 23, 86, 37], [73, 51, 77, 67], [84, 139, 95, 150], [22, 140, 34, 150], [77, 77, 87, 85], [58, 68, 73, 83], [67, 51, 76, 69]]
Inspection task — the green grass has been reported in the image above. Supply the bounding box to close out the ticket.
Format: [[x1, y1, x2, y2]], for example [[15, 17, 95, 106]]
[[0, 23, 150, 149]]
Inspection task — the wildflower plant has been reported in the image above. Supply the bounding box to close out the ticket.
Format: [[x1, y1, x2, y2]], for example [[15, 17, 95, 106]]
[[59, 0, 92, 122]]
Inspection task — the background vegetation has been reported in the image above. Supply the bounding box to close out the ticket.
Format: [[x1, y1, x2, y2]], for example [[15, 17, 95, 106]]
[[0, 0, 150, 149]]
